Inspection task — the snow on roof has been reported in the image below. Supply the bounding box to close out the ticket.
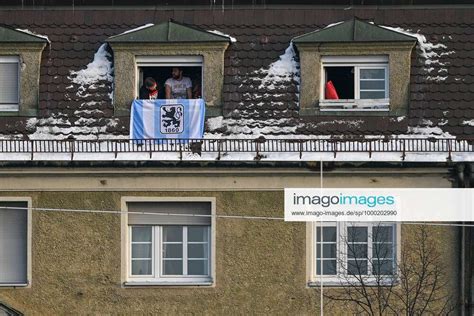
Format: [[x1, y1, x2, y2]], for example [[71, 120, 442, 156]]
[[324, 21, 343, 29], [208, 117, 301, 135], [462, 119, 474, 126], [378, 24, 455, 81], [110, 23, 154, 38], [407, 126, 452, 137], [207, 30, 237, 43], [258, 43, 299, 89], [15, 28, 50, 43], [207, 116, 224, 131], [68, 43, 113, 89]]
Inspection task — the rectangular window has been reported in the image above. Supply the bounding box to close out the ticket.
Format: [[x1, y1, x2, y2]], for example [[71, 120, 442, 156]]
[[320, 56, 389, 111], [126, 201, 213, 285], [0, 201, 28, 286], [136, 56, 203, 100], [0, 56, 20, 111], [313, 222, 397, 285]]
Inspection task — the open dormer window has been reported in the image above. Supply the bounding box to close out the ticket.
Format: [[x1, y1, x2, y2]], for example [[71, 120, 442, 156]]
[[106, 21, 232, 116], [293, 18, 417, 116], [136, 56, 203, 100], [321, 56, 389, 111]]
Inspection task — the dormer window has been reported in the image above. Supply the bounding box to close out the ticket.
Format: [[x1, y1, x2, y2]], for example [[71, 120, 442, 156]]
[[136, 56, 203, 100], [0, 26, 47, 116], [106, 21, 232, 116], [0, 56, 20, 111], [320, 56, 389, 111], [293, 18, 417, 116]]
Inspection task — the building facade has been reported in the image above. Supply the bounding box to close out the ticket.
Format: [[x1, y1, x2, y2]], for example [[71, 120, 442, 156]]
[[0, 2, 472, 314]]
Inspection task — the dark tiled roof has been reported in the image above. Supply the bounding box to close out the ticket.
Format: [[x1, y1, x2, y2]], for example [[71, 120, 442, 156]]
[[0, 8, 472, 139]]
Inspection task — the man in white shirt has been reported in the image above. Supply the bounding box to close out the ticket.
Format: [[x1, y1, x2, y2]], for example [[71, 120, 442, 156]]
[[165, 67, 193, 99]]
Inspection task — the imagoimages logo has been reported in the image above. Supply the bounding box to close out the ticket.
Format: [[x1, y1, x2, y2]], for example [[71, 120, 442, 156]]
[[285, 188, 474, 222], [160, 104, 184, 134]]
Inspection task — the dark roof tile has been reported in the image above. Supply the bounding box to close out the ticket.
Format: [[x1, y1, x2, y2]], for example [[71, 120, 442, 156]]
[[0, 8, 469, 139]]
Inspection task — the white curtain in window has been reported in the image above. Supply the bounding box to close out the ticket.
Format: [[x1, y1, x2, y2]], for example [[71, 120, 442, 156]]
[[0, 61, 19, 105], [0, 202, 27, 284]]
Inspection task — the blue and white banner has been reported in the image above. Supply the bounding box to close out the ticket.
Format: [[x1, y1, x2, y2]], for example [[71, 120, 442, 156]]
[[130, 99, 205, 140]]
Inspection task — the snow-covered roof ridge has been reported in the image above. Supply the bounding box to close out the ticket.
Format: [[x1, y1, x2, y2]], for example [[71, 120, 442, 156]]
[[109, 23, 154, 38], [324, 21, 343, 29], [15, 28, 50, 43], [207, 30, 237, 43]]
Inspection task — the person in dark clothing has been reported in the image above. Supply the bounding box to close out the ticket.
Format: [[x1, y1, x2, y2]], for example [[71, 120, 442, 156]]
[[139, 77, 159, 99]]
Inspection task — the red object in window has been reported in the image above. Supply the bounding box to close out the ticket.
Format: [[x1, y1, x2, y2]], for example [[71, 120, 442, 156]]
[[325, 80, 339, 100]]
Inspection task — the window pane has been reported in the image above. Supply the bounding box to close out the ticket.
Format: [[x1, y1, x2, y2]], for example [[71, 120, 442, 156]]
[[373, 260, 394, 275], [347, 244, 368, 259], [188, 226, 208, 242], [0, 62, 19, 104], [188, 244, 208, 259], [373, 226, 393, 243], [325, 67, 354, 99], [347, 227, 368, 242], [360, 68, 385, 79], [0, 204, 27, 283], [317, 244, 337, 258], [188, 260, 208, 275], [132, 260, 152, 275], [131, 226, 152, 242], [163, 244, 183, 259], [163, 226, 183, 242], [132, 244, 152, 259], [372, 243, 393, 259], [360, 80, 385, 90], [316, 260, 337, 275], [360, 91, 386, 99], [163, 260, 183, 275], [316, 227, 337, 242], [348, 259, 368, 275]]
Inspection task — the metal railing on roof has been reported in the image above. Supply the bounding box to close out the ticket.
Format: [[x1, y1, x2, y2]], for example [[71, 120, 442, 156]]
[[0, 137, 472, 161]]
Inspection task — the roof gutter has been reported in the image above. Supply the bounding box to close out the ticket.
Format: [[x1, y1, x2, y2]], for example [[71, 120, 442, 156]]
[[1, 5, 474, 10]]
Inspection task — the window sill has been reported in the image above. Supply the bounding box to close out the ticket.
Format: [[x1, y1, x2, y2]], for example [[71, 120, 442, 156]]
[[124, 281, 213, 287], [308, 278, 398, 288], [0, 283, 29, 288], [319, 99, 389, 111], [0, 106, 19, 112], [299, 105, 406, 117]]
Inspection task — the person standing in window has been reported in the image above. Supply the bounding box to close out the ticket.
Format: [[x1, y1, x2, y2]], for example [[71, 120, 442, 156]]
[[165, 67, 192, 99], [139, 77, 159, 100]]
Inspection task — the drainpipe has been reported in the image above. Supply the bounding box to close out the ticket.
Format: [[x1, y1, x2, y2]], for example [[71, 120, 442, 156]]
[[460, 163, 473, 316]]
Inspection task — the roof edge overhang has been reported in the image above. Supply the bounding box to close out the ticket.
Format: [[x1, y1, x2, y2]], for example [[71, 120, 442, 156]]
[[106, 20, 232, 44], [292, 17, 417, 44], [0, 25, 49, 44]]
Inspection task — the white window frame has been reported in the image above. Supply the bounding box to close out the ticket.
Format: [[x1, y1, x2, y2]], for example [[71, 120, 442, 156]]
[[135, 55, 204, 99], [319, 56, 389, 112], [128, 225, 211, 283], [0, 197, 32, 288], [121, 197, 216, 287], [0, 56, 20, 112], [308, 221, 400, 286]]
